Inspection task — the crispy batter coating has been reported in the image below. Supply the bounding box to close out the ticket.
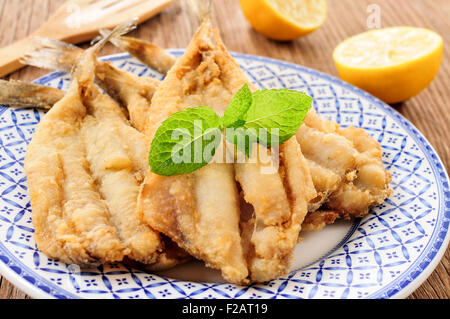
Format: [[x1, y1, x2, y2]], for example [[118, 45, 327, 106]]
[[17, 22, 392, 281], [24, 77, 127, 265], [302, 210, 340, 231], [139, 20, 316, 284], [22, 37, 160, 133], [139, 20, 249, 284], [297, 109, 358, 211], [20, 35, 392, 225], [239, 138, 316, 282], [326, 126, 393, 217], [0, 79, 64, 109], [100, 31, 176, 74], [297, 109, 392, 220]]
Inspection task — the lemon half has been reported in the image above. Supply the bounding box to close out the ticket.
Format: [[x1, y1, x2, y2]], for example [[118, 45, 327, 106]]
[[333, 27, 443, 104], [240, 0, 327, 41]]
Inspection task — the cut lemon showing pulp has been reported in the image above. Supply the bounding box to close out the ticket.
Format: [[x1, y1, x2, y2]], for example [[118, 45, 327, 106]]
[[333, 27, 443, 104], [240, 0, 327, 41]]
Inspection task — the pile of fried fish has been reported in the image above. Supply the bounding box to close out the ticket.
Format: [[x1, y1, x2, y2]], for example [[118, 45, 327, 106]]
[[0, 18, 392, 285]]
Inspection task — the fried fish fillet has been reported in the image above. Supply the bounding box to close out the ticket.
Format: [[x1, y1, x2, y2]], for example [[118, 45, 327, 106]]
[[22, 37, 160, 132], [297, 109, 392, 221], [14, 27, 392, 278], [24, 24, 187, 268], [24, 49, 127, 265], [138, 20, 249, 284], [18, 35, 392, 222], [297, 109, 358, 212], [301, 210, 339, 231], [20, 35, 393, 222], [98, 32, 392, 222]]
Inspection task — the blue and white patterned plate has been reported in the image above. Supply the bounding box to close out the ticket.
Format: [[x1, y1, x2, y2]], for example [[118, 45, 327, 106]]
[[0, 51, 448, 299]]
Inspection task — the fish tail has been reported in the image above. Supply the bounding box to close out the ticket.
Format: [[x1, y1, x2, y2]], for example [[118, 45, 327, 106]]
[[21, 37, 82, 72], [0, 79, 64, 109], [91, 19, 137, 54], [98, 28, 176, 74]]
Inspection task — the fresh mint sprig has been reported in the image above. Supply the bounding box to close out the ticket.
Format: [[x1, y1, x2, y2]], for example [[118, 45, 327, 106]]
[[149, 85, 312, 176], [243, 88, 312, 147]]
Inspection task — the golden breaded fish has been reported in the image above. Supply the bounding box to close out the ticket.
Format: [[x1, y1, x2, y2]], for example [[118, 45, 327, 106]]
[[301, 210, 340, 231], [19, 34, 392, 225], [237, 138, 316, 282], [97, 28, 393, 223], [297, 109, 358, 212], [138, 19, 249, 284], [297, 110, 392, 220], [326, 126, 393, 218], [138, 18, 316, 284], [24, 22, 188, 269], [14, 22, 392, 267]]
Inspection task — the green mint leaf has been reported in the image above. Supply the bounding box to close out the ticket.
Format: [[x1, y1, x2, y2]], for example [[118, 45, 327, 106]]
[[243, 89, 312, 147], [220, 83, 252, 129], [149, 106, 222, 176]]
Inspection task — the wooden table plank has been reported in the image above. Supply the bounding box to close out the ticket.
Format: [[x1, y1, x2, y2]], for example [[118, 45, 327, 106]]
[[0, 0, 448, 299]]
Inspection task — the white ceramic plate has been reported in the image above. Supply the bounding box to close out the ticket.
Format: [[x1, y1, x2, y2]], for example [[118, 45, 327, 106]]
[[0, 51, 448, 299]]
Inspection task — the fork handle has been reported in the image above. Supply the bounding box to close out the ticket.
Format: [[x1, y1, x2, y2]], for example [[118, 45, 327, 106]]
[[0, 37, 34, 78]]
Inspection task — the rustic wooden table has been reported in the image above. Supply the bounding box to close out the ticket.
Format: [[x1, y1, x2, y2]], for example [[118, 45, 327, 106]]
[[0, 0, 448, 299]]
